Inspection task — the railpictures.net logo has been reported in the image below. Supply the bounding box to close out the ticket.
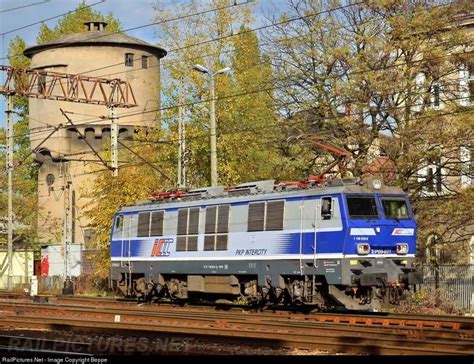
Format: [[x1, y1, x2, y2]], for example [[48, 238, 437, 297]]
[[6, 335, 195, 355], [1, 358, 106, 363]]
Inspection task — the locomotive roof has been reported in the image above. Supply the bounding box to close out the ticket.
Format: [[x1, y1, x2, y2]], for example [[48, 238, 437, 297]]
[[118, 177, 406, 214]]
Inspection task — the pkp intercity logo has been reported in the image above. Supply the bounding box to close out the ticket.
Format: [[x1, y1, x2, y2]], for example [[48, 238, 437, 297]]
[[151, 238, 173, 257]]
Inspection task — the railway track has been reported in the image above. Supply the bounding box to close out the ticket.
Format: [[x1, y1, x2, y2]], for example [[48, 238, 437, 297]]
[[0, 294, 472, 355], [4, 293, 473, 331]]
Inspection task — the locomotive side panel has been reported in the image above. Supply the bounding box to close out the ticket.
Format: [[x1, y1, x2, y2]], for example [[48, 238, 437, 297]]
[[110, 178, 423, 310]]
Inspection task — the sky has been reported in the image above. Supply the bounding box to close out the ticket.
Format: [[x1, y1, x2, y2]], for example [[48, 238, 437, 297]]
[[0, 0, 285, 129], [1, 0, 167, 53]]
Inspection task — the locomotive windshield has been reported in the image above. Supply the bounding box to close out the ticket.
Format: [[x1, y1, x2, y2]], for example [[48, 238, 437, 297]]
[[346, 196, 379, 219], [381, 197, 410, 220]]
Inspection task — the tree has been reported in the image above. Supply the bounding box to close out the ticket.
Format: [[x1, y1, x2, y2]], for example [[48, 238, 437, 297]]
[[154, 0, 290, 187], [215, 26, 283, 185], [265, 0, 474, 261], [36, 1, 121, 44], [0, 37, 39, 254], [80, 129, 176, 275]]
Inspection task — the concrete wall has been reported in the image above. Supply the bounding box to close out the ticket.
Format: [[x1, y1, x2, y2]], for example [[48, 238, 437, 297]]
[[0, 250, 34, 289], [41, 244, 84, 277]]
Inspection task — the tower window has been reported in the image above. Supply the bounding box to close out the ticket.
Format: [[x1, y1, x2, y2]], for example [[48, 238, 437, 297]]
[[125, 53, 134, 67], [142, 55, 148, 69]]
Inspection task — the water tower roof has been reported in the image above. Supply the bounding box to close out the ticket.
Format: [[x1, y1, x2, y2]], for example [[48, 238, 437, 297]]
[[24, 21, 166, 59]]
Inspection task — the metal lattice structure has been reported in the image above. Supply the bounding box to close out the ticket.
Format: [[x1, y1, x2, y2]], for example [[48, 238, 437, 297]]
[[0, 65, 137, 108]]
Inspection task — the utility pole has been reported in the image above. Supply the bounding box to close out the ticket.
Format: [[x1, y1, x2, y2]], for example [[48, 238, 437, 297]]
[[177, 83, 186, 188], [63, 169, 73, 284], [62, 165, 74, 295], [208, 73, 217, 187], [192, 64, 230, 187], [6, 95, 13, 290], [110, 107, 118, 177]]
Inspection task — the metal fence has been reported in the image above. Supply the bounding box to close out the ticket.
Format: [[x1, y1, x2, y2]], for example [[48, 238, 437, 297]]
[[0, 275, 30, 291], [421, 264, 474, 313]]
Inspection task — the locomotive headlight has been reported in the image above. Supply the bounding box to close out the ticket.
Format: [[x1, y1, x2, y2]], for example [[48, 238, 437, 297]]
[[357, 243, 370, 255], [396, 243, 409, 255]]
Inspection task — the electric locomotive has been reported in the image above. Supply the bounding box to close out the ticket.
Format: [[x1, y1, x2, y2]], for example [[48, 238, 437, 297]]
[[110, 176, 422, 310]]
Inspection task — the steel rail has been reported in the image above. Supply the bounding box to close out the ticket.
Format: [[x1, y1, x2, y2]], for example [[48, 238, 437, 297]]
[[0, 314, 471, 356], [1, 294, 473, 331], [0, 300, 473, 355]]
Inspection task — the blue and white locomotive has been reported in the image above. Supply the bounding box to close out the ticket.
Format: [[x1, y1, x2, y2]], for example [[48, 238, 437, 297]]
[[110, 176, 422, 310]]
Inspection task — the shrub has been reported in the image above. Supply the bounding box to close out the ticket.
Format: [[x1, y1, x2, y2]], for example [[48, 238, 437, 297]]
[[395, 288, 464, 315], [73, 274, 112, 296]]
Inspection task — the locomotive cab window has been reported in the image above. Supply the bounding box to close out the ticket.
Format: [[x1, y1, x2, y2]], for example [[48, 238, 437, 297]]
[[321, 197, 332, 220], [114, 215, 123, 236], [346, 196, 379, 219], [381, 198, 410, 220]]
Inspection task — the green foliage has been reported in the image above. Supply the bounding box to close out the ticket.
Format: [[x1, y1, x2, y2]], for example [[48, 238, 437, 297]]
[[234, 295, 249, 305], [269, 0, 474, 258], [156, 1, 296, 187], [37, 1, 122, 44], [7, 36, 30, 111], [415, 187, 474, 263], [0, 35, 38, 249], [81, 129, 175, 274], [217, 26, 283, 185]]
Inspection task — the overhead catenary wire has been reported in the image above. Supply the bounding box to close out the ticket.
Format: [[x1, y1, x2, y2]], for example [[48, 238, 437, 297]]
[[2, 0, 469, 136], [3, 102, 472, 184], [0, 0, 51, 14], [4, 38, 473, 143], [2, 0, 465, 104], [1, 0, 255, 61], [1, 72, 472, 148], [1, 100, 472, 183], [0, 1, 470, 181], [9, 44, 474, 138], [0, 0, 104, 36]]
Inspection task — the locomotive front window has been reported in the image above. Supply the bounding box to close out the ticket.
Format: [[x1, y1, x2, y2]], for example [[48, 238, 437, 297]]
[[346, 196, 379, 219], [114, 215, 123, 235], [381, 198, 410, 220], [321, 197, 332, 220]]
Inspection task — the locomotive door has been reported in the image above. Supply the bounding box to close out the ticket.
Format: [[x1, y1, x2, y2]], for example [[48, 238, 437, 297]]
[[299, 203, 304, 274], [119, 215, 132, 266], [123, 215, 134, 296], [313, 199, 321, 267]]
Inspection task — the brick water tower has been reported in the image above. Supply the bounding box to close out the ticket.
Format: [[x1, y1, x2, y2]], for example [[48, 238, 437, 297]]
[[23, 21, 166, 275]]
